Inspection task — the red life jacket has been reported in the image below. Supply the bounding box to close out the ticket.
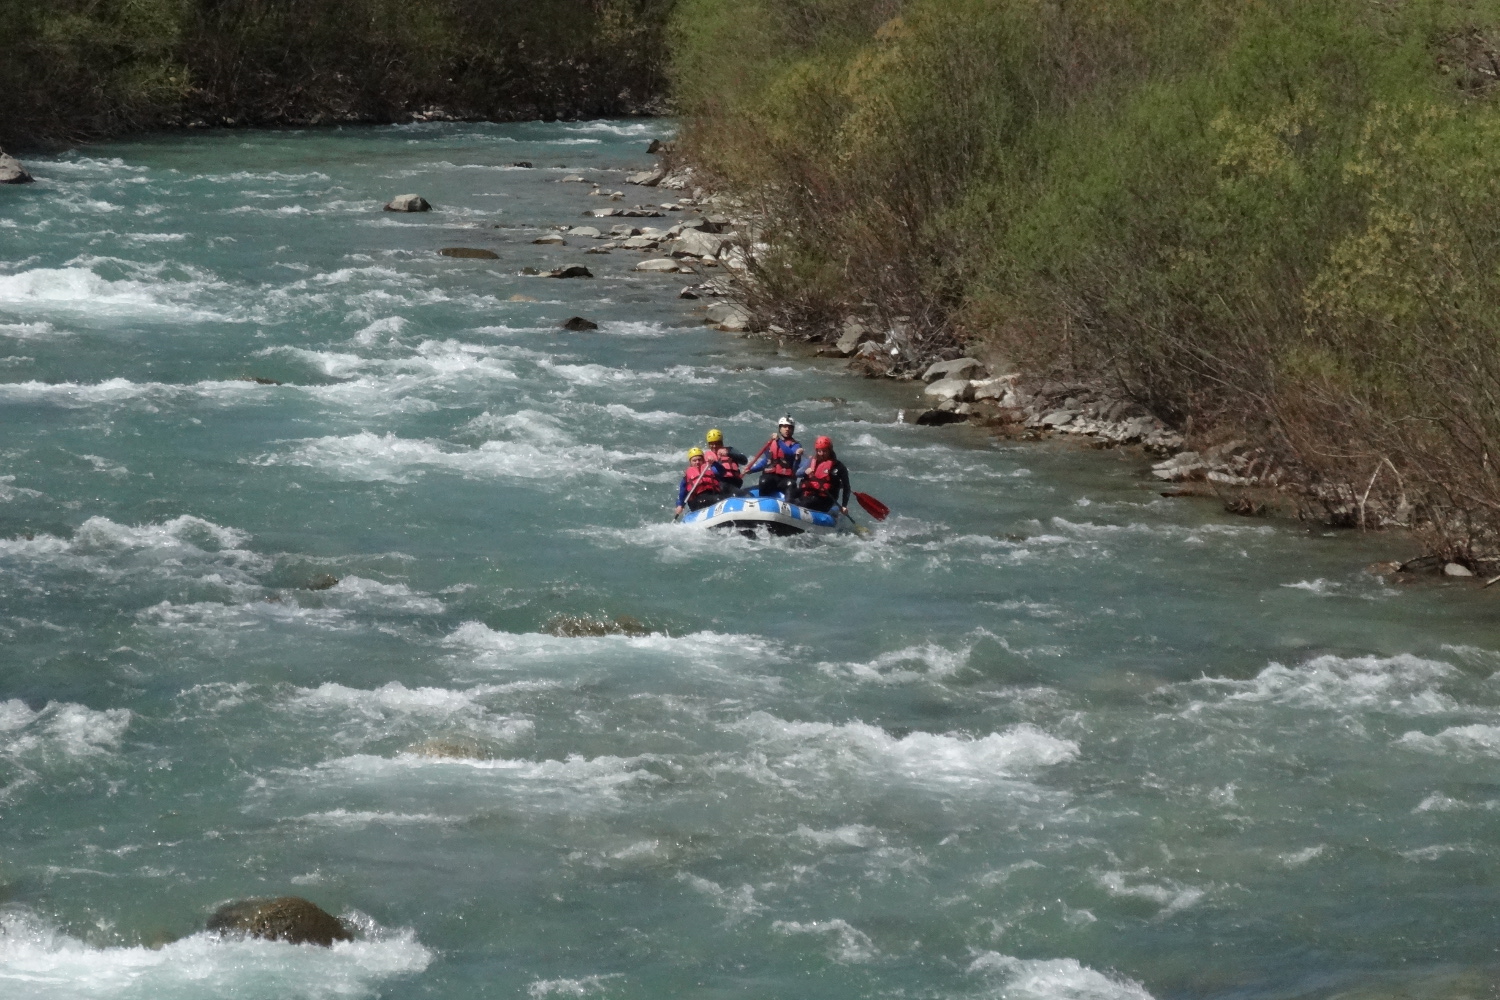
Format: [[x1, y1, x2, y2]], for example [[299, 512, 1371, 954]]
[[710, 444, 741, 481], [684, 461, 721, 496], [800, 457, 836, 498], [766, 438, 799, 477]]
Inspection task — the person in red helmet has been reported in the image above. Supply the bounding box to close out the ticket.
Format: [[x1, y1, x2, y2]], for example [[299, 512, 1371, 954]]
[[794, 435, 851, 515]]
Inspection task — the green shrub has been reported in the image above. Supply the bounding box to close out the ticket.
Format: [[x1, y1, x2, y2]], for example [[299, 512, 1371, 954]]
[[671, 0, 1500, 547]]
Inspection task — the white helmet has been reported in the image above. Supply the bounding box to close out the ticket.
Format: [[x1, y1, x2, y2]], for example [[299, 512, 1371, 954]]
[[777, 414, 795, 431]]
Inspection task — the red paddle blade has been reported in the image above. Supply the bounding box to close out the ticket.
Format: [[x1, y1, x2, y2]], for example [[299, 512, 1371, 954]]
[[853, 491, 889, 521]]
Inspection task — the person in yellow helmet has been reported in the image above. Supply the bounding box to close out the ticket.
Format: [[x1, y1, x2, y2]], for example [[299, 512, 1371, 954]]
[[675, 446, 725, 517], [704, 428, 746, 491]]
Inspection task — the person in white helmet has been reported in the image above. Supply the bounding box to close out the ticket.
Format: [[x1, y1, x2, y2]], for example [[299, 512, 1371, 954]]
[[744, 415, 802, 499]]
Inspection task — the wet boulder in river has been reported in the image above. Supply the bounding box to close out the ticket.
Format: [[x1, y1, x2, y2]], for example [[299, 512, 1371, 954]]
[[207, 897, 352, 947], [0, 151, 33, 184], [440, 247, 499, 259], [384, 193, 430, 212], [561, 316, 599, 331]]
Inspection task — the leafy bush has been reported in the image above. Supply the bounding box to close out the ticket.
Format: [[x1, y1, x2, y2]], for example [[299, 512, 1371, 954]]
[[671, 0, 1500, 550]]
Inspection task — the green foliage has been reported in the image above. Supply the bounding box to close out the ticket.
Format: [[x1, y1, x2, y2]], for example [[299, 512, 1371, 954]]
[[0, 0, 675, 147], [671, 0, 1500, 539]]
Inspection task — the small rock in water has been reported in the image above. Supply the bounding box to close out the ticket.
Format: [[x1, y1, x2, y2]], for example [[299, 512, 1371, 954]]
[[679, 286, 700, 300], [1223, 496, 1267, 517], [384, 193, 430, 212], [636, 258, 684, 273], [547, 265, 593, 279], [509, 294, 537, 302], [532, 236, 567, 245], [207, 897, 352, 947], [561, 316, 599, 331], [304, 573, 340, 591], [440, 247, 500, 259], [647, 139, 666, 154], [0, 150, 34, 184], [544, 614, 652, 637], [568, 226, 602, 238], [236, 375, 283, 386], [560, 175, 588, 183], [409, 734, 493, 760], [914, 408, 968, 426], [512, 161, 533, 168], [1444, 562, 1475, 577]]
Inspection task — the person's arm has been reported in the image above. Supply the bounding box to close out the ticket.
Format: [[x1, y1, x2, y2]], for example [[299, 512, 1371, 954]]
[[745, 453, 766, 474], [677, 476, 690, 506], [728, 447, 747, 464], [835, 462, 851, 508]]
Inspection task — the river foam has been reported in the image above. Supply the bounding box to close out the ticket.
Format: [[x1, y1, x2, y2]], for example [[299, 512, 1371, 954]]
[[0, 907, 431, 1000]]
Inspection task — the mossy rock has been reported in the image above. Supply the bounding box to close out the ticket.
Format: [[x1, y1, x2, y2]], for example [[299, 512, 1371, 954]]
[[206, 896, 352, 946]]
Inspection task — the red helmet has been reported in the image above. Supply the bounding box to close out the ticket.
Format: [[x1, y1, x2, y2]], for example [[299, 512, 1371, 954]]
[[815, 436, 833, 450]]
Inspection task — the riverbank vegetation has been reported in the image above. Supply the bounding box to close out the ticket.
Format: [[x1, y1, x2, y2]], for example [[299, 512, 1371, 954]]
[[670, 0, 1500, 559], [0, 0, 672, 147]]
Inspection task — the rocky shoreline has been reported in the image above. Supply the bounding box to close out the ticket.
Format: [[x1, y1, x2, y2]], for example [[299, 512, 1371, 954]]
[[594, 143, 1495, 585]]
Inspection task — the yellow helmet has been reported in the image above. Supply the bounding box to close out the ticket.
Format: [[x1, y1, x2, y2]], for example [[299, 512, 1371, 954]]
[[706, 428, 723, 444], [687, 447, 704, 459]]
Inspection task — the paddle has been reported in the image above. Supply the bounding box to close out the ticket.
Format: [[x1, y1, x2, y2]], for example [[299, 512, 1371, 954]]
[[840, 509, 871, 536], [853, 491, 889, 521]]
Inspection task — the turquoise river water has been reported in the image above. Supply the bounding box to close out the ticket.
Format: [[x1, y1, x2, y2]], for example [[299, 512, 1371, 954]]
[[2, 121, 1499, 1000]]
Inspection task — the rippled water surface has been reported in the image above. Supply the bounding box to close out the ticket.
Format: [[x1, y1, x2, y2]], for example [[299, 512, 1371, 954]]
[[3, 121, 1500, 1000]]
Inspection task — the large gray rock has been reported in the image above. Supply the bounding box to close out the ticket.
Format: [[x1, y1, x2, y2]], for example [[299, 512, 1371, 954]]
[[568, 226, 602, 238], [922, 357, 983, 382], [835, 319, 880, 356], [924, 378, 975, 403], [0, 152, 33, 184], [671, 229, 725, 259], [627, 167, 665, 187], [706, 302, 752, 331], [207, 897, 352, 947], [971, 379, 1012, 402], [383, 193, 430, 212]]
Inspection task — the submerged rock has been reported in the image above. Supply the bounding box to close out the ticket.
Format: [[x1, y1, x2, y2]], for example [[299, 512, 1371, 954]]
[[304, 573, 340, 591], [532, 236, 567, 245], [384, 194, 430, 212], [561, 316, 599, 331], [237, 375, 283, 386], [544, 614, 651, 637], [409, 734, 493, 760], [0, 151, 34, 184], [547, 265, 593, 279], [440, 247, 499, 259], [207, 897, 352, 947]]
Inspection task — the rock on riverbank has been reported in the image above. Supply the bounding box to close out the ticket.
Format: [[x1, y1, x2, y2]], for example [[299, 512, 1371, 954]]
[[0, 150, 34, 184]]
